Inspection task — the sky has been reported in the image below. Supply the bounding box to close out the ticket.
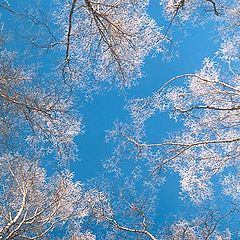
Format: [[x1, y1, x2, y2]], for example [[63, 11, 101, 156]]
[[70, 0, 220, 228], [75, 1, 218, 178], [2, 0, 230, 237]]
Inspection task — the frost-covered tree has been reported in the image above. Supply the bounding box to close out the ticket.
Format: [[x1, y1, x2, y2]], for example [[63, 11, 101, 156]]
[[84, 176, 160, 240], [163, 217, 232, 240], [107, 0, 240, 206], [109, 59, 239, 206], [0, 0, 239, 239], [0, 14, 87, 238], [0, 49, 81, 163], [83, 175, 239, 239], [53, 0, 164, 88], [0, 0, 165, 89], [0, 154, 89, 239], [161, 0, 240, 67]]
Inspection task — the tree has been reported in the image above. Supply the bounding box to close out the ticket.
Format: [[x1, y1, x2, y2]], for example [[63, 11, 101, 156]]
[[0, 0, 239, 239], [0, 154, 90, 239], [114, 58, 239, 204], [54, 0, 164, 88], [0, 48, 81, 163], [102, 0, 240, 237]]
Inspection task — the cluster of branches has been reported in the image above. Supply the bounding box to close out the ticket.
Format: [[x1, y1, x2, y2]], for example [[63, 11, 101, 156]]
[[104, 0, 240, 238], [0, 0, 239, 239]]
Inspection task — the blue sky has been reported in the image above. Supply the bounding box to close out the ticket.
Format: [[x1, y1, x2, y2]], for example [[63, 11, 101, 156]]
[[75, 1, 218, 179], [2, 0, 231, 237], [69, 1, 221, 228]]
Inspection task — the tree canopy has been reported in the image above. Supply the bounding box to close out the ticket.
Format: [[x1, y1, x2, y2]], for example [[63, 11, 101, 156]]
[[0, 0, 239, 239]]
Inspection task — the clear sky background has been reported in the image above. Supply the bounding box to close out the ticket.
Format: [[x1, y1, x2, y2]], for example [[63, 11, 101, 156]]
[[69, 0, 220, 228], [2, 0, 228, 236]]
